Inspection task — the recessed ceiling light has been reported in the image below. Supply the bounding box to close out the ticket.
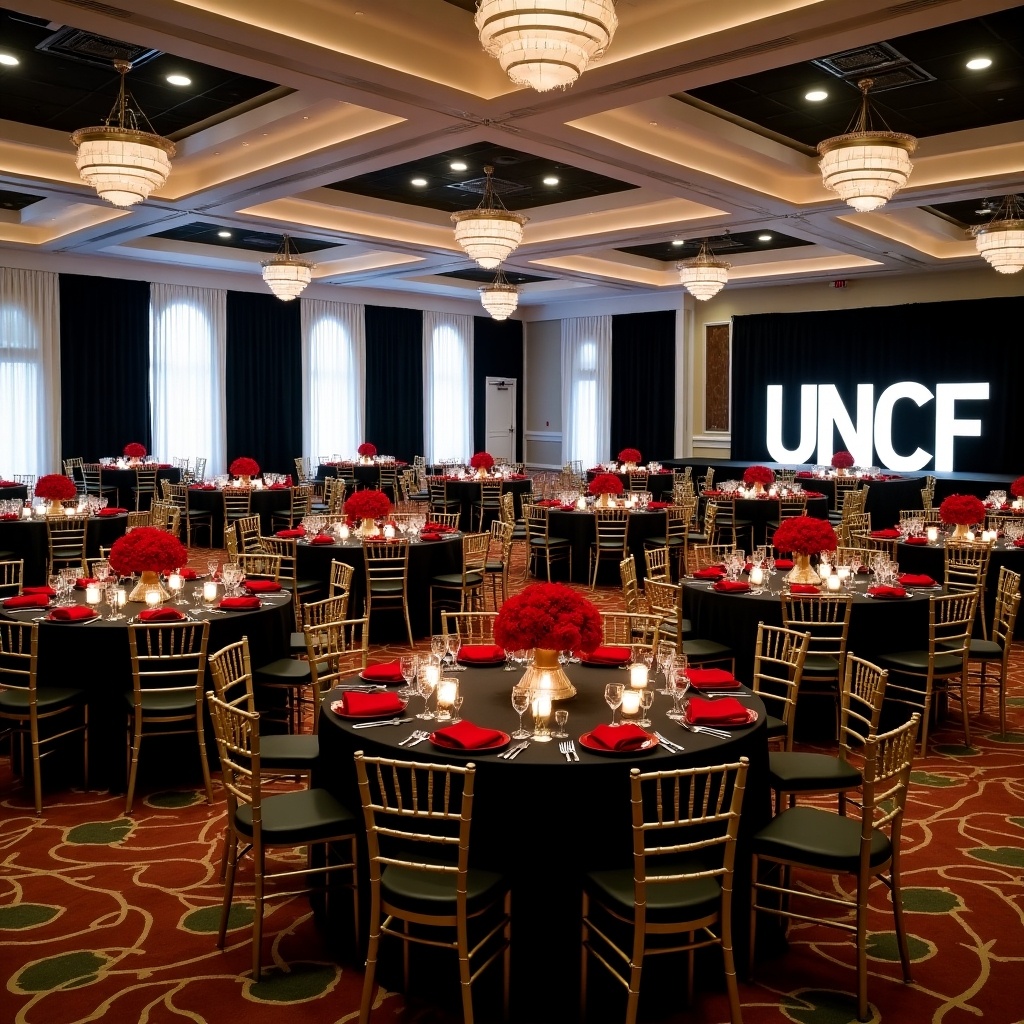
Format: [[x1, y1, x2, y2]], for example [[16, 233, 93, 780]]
[[805, 89, 828, 102], [218, 231, 232, 238], [543, 176, 559, 186], [166, 73, 191, 86], [966, 57, 992, 70], [758, 234, 773, 242], [671, 240, 685, 247], [411, 177, 428, 187], [0, 53, 19, 66], [450, 161, 467, 171]]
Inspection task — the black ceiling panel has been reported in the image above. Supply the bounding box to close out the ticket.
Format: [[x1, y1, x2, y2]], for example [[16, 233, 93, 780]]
[[618, 231, 813, 263], [926, 193, 1023, 229], [0, 188, 44, 211], [150, 222, 337, 254], [437, 268, 552, 284]]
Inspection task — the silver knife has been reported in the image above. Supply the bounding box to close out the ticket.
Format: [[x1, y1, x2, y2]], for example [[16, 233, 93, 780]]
[[351, 717, 414, 729], [508, 741, 529, 759]]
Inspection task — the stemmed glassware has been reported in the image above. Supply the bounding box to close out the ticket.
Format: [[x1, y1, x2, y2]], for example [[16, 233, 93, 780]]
[[511, 688, 532, 739], [604, 682, 624, 726], [105, 581, 125, 621], [554, 708, 569, 738], [398, 654, 420, 699], [446, 631, 465, 671], [667, 665, 690, 721], [431, 633, 448, 669], [656, 641, 676, 695], [638, 689, 654, 728], [415, 667, 437, 720]]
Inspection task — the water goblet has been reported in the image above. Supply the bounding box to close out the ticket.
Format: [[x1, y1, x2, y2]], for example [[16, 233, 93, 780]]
[[503, 648, 517, 671], [554, 708, 569, 738], [656, 641, 676, 695], [207, 558, 219, 579], [446, 631, 464, 671], [415, 669, 437, 720], [398, 654, 419, 699], [450, 695, 464, 724], [431, 633, 448, 667], [604, 682, 625, 726], [511, 688, 532, 739], [191, 587, 204, 613], [638, 689, 654, 728], [667, 665, 690, 721]]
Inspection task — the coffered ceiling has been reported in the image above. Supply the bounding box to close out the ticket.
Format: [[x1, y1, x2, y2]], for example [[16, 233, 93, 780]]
[[0, 0, 1022, 313]]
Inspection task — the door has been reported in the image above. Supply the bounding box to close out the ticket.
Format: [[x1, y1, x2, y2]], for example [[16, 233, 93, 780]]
[[485, 377, 517, 463]]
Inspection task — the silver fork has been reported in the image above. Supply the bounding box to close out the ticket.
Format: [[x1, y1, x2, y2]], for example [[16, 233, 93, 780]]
[[558, 741, 572, 762], [678, 719, 731, 740], [653, 730, 684, 753], [398, 729, 429, 747], [568, 739, 579, 762], [498, 741, 527, 760]]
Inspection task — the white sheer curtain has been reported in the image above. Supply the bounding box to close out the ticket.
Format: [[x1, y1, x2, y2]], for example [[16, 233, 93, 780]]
[[301, 298, 365, 462], [150, 284, 226, 475], [423, 311, 473, 464], [0, 267, 60, 477], [561, 315, 611, 469]]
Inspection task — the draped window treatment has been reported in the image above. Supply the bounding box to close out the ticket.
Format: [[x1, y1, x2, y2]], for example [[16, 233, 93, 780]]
[[0, 267, 60, 477], [149, 283, 226, 475], [301, 298, 365, 463], [365, 305, 424, 462], [423, 311, 473, 463], [561, 315, 611, 469]]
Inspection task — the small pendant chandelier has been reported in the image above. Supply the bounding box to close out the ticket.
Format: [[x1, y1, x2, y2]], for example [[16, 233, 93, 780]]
[[677, 239, 730, 301], [475, 0, 618, 93], [451, 166, 528, 269], [971, 194, 1024, 274], [71, 60, 175, 208], [479, 268, 520, 320], [261, 235, 314, 301], [816, 78, 917, 212]]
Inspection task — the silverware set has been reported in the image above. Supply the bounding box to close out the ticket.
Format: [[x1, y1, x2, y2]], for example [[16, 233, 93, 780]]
[[653, 731, 684, 753], [558, 740, 579, 762], [678, 719, 731, 740], [498, 741, 529, 759], [398, 730, 429, 746], [351, 716, 414, 729]]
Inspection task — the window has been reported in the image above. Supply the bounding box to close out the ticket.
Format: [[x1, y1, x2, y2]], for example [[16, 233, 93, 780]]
[[424, 312, 473, 463]]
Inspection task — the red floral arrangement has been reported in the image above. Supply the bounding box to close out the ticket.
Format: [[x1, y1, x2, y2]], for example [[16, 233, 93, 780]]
[[939, 493, 985, 526], [743, 465, 775, 486], [357, 442, 377, 458], [229, 457, 260, 477], [344, 488, 392, 520], [772, 515, 838, 556], [831, 450, 855, 469], [618, 448, 642, 464], [1011, 476, 1024, 498], [35, 473, 78, 500], [588, 473, 624, 496], [470, 451, 495, 470], [494, 582, 602, 654], [109, 526, 188, 575], [123, 442, 147, 459]]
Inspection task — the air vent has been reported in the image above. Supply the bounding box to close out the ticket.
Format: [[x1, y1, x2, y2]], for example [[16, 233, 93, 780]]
[[812, 42, 934, 92], [448, 176, 528, 197], [36, 26, 158, 69], [62, 1, 135, 19]]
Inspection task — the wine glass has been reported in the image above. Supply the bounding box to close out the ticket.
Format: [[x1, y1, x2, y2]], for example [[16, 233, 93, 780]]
[[511, 688, 532, 739], [398, 654, 419, 699], [446, 631, 464, 671], [207, 557, 219, 579], [554, 708, 569, 738], [415, 669, 436, 720], [450, 695, 464, 724], [667, 665, 690, 721], [638, 689, 654, 728], [93, 559, 111, 585], [604, 682, 624, 726], [431, 633, 448, 668], [655, 641, 676, 695]]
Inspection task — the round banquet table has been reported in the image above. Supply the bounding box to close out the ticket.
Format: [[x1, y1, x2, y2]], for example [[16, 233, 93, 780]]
[[188, 485, 293, 541], [440, 476, 533, 529], [0, 483, 29, 502], [295, 533, 462, 639], [545, 506, 668, 584], [316, 661, 770, 1020], [585, 469, 675, 499], [698, 493, 829, 548], [0, 587, 293, 791], [897, 536, 1024, 637], [78, 465, 181, 507], [0, 512, 130, 585], [793, 473, 923, 527], [317, 462, 406, 487]]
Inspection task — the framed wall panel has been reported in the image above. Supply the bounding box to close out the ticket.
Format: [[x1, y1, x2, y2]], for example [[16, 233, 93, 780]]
[[704, 322, 731, 433]]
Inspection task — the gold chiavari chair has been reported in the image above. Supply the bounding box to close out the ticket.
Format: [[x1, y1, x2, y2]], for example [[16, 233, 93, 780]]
[[619, 554, 643, 614], [0, 559, 24, 597], [524, 504, 572, 582], [222, 488, 252, 546], [750, 622, 811, 751], [643, 544, 671, 584], [166, 482, 213, 547], [364, 538, 414, 648], [429, 531, 489, 629], [588, 506, 630, 589], [45, 513, 89, 576]]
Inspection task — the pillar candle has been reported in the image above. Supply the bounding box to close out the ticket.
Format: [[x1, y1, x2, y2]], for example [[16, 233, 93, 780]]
[[203, 580, 218, 602], [826, 574, 842, 592], [927, 526, 938, 543], [620, 690, 641, 715], [85, 585, 101, 605], [749, 566, 764, 586], [629, 663, 648, 688]]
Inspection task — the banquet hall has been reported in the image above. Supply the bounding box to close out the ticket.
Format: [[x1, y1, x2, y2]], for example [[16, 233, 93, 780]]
[[1, 3, 1023, 1024]]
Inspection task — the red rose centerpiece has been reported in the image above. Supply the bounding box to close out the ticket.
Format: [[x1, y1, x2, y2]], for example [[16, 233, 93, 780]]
[[35, 472, 78, 514], [743, 465, 775, 493], [123, 442, 147, 463], [494, 582, 602, 701], [229, 457, 260, 485], [470, 451, 495, 477], [1011, 476, 1024, 502], [939, 493, 986, 539], [772, 515, 839, 585], [618, 447, 642, 469], [344, 488, 392, 537], [589, 472, 624, 507], [357, 442, 377, 464], [109, 525, 188, 602], [831, 450, 855, 471]]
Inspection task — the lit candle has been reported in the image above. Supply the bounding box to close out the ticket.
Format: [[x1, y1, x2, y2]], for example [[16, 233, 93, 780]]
[[826, 574, 842, 592], [965, 530, 975, 541], [576, 496, 586, 510], [620, 690, 641, 715], [818, 561, 832, 581], [21, 505, 31, 518], [436, 678, 458, 714], [85, 584, 101, 605], [64, 505, 75, 517], [927, 526, 938, 543], [629, 663, 648, 688], [34, 505, 45, 517], [749, 566, 764, 586], [383, 524, 396, 539], [423, 662, 440, 687], [532, 693, 552, 718], [145, 589, 161, 607], [168, 572, 182, 593], [203, 580, 218, 603], [115, 587, 127, 608], [338, 524, 350, 540]]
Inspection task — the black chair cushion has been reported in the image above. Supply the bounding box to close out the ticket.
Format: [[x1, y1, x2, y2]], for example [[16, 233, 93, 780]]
[[753, 805, 891, 872], [1, 686, 84, 710], [261, 734, 320, 769], [768, 751, 862, 792], [584, 858, 721, 923], [122, 689, 199, 714], [255, 657, 314, 682], [802, 653, 840, 675], [878, 651, 963, 673], [235, 787, 356, 845], [431, 572, 484, 587], [381, 863, 509, 916], [965, 639, 1002, 659], [682, 638, 732, 660]]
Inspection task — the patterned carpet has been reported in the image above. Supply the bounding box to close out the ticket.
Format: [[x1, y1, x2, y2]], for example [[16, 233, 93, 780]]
[[1, 541, 1022, 1024]]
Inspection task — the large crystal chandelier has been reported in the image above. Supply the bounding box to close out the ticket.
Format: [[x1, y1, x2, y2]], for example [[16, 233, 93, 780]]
[[476, 0, 618, 93], [479, 268, 520, 320], [817, 78, 917, 212], [261, 236, 314, 301], [677, 239, 730, 301], [971, 194, 1024, 274], [70, 61, 175, 208], [451, 166, 527, 269]]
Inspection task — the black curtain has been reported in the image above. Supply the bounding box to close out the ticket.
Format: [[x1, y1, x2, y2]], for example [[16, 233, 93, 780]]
[[59, 274, 151, 464], [610, 310, 676, 463], [365, 305, 424, 462], [225, 291, 302, 476], [730, 296, 1024, 474], [473, 316, 524, 461]]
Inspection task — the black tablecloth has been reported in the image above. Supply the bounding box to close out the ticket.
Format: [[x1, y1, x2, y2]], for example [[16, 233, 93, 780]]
[[441, 477, 533, 529], [0, 484, 28, 502], [584, 469, 675, 498], [546, 507, 667, 584], [315, 661, 770, 1020], [698, 494, 830, 547], [0, 513, 130, 585], [77, 466, 180, 507], [188, 486, 292, 541]]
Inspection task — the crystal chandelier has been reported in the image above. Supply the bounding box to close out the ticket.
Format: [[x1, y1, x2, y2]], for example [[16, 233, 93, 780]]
[[971, 194, 1024, 274], [70, 61, 175, 208], [816, 78, 917, 212], [677, 239, 730, 301], [479, 268, 520, 320], [261, 236, 314, 301], [451, 166, 528, 269], [476, 0, 618, 92]]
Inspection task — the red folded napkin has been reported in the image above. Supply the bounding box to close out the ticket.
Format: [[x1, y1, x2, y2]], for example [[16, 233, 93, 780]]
[[457, 644, 505, 664], [308, 533, 335, 545], [175, 567, 198, 580], [48, 605, 96, 621], [904, 536, 929, 545], [713, 580, 750, 593], [686, 668, 740, 690], [1015, 538, 1024, 548], [789, 583, 821, 594], [587, 723, 651, 751], [774, 559, 793, 569], [899, 573, 936, 587], [426, 523, 456, 533], [693, 566, 725, 579], [536, 499, 561, 507], [336, 691, 406, 716], [0, 480, 18, 486], [687, 696, 750, 726], [244, 579, 282, 593], [581, 645, 632, 665], [433, 720, 505, 748], [871, 528, 900, 539], [276, 527, 306, 538], [648, 501, 670, 509], [0, 513, 19, 520], [97, 507, 128, 516], [867, 585, 907, 599], [361, 660, 405, 682], [190, 484, 216, 490], [269, 482, 290, 489], [795, 471, 814, 478], [419, 532, 441, 541], [702, 490, 723, 497], [3, 594, 50, 608], [23, 585, 56, 597], [138, 607, 185, 622], [75, 577, 97, 589], [218, 596, 262, 610]]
